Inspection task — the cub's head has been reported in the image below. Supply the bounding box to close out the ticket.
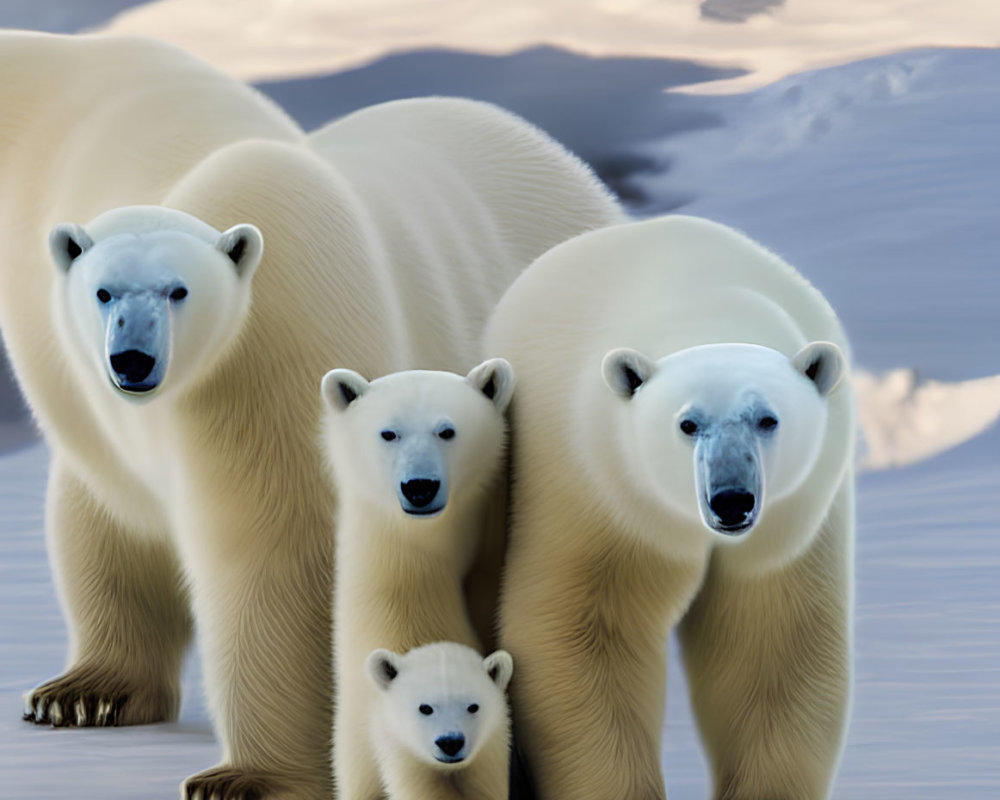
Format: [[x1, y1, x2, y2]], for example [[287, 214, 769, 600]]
[[366, 643, 513, 769], [602, 341, 845, 537], [50, 206, 262, 402], [321, 360, 514, 518]]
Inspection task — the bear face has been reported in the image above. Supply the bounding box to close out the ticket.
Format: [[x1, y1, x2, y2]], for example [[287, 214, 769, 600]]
[[321, 359, 513, 518], [366, 643, 513, 769], [602, 341, 845, 538], [50, 206, 262, 401]]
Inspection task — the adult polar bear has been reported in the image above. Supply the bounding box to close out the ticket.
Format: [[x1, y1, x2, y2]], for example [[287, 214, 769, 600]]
[[0, 32, 621, 799], [484, 216, 855, 800]]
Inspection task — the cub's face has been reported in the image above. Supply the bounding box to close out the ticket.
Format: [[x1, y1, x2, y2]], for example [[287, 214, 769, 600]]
[[50, 208, 262, 402], [321, 360, 513, 517], [603, 342, 845, 537], [366, 644, 513, 769]]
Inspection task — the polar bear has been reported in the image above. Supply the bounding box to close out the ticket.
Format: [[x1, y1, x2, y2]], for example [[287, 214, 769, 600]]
[[320, 360, 514, 800], [484, 215, 855, 800], [0, 31, 620, 800], [365, 643, 514, 800]]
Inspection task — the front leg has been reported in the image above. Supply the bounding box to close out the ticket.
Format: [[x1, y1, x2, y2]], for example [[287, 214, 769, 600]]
[[179, 512, 334, 800], [501, 506, 705, 800], [23, 459, 191, 727], [679, 481, 853, 800]]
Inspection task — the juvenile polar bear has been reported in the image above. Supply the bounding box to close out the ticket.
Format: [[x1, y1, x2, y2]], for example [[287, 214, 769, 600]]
[[484, 215, 855, 800], [366, 643, 514, 800], [0, 31, 620, 800], [320, 361, 514, 800]]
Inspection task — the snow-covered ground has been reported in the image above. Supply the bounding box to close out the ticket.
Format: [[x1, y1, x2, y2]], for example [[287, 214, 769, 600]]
[[1, 5, 998, 798]]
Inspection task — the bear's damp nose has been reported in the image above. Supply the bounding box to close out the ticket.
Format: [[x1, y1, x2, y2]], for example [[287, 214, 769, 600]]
[[400, 479, 440, 509], [435, 733, 465, 758], [110, 350, 156, 385], [709, 490, 755, 528]]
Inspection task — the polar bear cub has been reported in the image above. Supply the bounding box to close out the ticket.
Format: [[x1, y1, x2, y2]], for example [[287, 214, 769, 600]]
[[320, 360, 514, 800], [365, 643, 514, 800]]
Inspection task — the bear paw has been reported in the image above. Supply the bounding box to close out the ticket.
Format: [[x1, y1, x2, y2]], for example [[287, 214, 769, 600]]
[[182, 767, 294, 800], [22, 664, 177, 727]]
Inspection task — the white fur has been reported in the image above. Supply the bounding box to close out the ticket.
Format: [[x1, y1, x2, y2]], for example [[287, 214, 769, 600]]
[[365, 643, 513, 800], [0, 31, 620, 800], [321, 363, 513, 800], [485, 215, 856, 800]]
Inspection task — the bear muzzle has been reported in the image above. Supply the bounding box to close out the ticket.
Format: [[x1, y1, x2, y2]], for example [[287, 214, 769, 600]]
[[434, 732, 467, 763]]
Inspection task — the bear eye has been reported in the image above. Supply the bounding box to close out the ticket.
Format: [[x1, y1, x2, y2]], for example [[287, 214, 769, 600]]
[[467, 704, 479, 714], [96, 289, 112, 304], [381, 430, 398, 442], [419, 704, 433, 716], [169, 287, 188, 302], [679, 419, 699, 436], [438, 427, 455, 441], [758, 415, 778, 432]]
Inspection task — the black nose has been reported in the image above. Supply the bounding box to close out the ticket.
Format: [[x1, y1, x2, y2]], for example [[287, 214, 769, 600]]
[[110, 350, 156, 384], [435, 734, 465, 758], [400, 479, 440, 508], [709, 490, 755, 527]]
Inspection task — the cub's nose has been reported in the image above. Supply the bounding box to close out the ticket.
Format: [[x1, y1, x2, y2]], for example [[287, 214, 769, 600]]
[[400, 479, 440, 509], [709, 490, 755, 528], [435, 733, 465, 758], [110, 349, 156, 385]]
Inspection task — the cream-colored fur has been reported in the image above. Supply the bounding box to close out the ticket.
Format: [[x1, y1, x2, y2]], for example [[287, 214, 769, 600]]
[[366, 644, 513, 800], [0, 31, 621, 800], [320, 363, 513, 800], [484, 215, 855, 800]]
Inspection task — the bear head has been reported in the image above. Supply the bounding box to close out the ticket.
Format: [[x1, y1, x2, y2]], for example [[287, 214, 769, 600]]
[[601, 341, 845, 538], [366, 642, 513, 769], [320, 359, 513, 519], [50, 206, 262, 401]]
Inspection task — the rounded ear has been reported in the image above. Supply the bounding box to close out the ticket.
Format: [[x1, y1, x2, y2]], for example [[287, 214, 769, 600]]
[[217, 223, 263, 280], [792, 341, 846, 397], [365, 649, 401, 692], [602, 348, 656, 399], [321, 369, 370, 411], [483, 649, 514, 692], [49, 223, 94, 272], [466, 358, 515, 413]]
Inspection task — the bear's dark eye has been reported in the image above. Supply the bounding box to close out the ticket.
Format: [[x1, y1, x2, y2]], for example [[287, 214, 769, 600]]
[[381, 430, 397, 442], [467, 704, 479, 714], [170, 287, 188, 302], [438, 427, 455, 441], [679, 419, 699, 436], [419, 704, 433, 716], [96, 288, 112, 304], [758, 416, 778, 432]]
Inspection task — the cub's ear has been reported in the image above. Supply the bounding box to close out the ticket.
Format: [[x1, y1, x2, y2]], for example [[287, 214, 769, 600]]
[[483, 649, 514, 692], [365, 649, 401, 692], [217, 223, 263, 279], [49, 223, 94, 272], [466, 358, 515, 413], [602, 348, 656, 399], [321, 369, 370, 411], [792, 341, 845, 397]]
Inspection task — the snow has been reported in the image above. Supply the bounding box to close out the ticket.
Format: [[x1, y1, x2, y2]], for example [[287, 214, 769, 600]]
[[1, 8, 999, 799], [92, 0, 1000, 93]]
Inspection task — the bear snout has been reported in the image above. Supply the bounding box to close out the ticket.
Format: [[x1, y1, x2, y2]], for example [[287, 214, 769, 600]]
[[400, 479, 441, 511], [709, 489, 756, 531], [110, 349, 157, 389], [434, 732, 466, 761]]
